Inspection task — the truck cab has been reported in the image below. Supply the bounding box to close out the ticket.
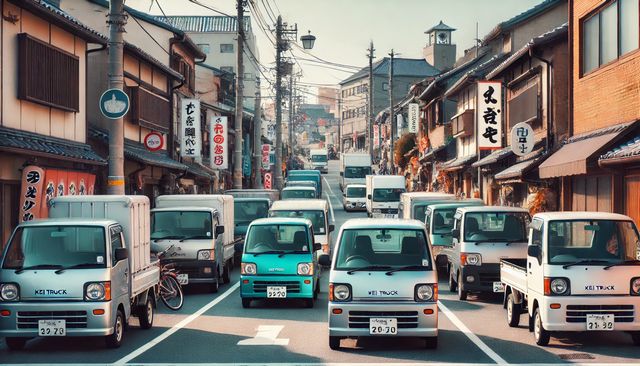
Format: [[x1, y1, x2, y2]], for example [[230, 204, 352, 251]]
[[287, 170, 322, 197], [285, 180, 319, 196], [398, 192, 456, 222], [310, 148, 328, 174], [445, 206, 530, 301], [269, 199, 334, 255], [233, 198, 271, 238], [281, 186, 317, 200], [365, 175, 406, 218], [501, 212, 640, 346], [340, 153, 372, 191]]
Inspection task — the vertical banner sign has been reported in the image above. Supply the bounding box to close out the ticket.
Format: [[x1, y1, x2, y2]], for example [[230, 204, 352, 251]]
[[373, 125, 379, 148], [261, 144, 271, 169], [264, 172, 272, 189], [408, 103, 419, 133], [181, 99, 201, 158], [19, 166, 44, 222], [477, 81, 502, 150], [210, 116, 228, 170]]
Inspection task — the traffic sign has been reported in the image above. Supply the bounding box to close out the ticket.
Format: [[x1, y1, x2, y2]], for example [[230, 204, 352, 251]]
[[144, 132, 163, 152], [99, 88, 130, 119], [264, 172, 272, 189]]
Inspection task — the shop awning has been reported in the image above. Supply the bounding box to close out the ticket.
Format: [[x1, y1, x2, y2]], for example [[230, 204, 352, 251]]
[[0, 126, 106, 165], [599, 135, 640, 167], [494, 157, 542, 180], [420, 140, 454, 163], [472, 146, 514, 168], [539, 122, 635, 178], [185, 162, 215, 180], [440, 154, 477, 172], [124, 142, 189, 171]]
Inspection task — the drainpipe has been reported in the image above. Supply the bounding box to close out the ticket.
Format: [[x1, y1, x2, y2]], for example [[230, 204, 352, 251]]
[[529, 49, 553, 152]]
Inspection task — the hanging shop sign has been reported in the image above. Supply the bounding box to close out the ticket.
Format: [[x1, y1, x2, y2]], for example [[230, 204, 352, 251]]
[[144, 132, 164, 152], [262, 144, 272, 169], [373, 125, 379, 148], [510, 122, 535, 157], [264, 172, 272, 189], [181, 99, 201, 158], [477, 81, 502, 150], [210, 116, 228, 170], [408, 103, 419, 133]]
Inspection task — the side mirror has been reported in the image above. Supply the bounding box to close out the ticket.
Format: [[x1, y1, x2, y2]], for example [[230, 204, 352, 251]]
[[527, 245, 541, 258], [451, 228, 460, 239], [339, 172, 343, 176], [319, 254, 331, 267], [313, 243, 322, 251], [367, 194, 372, 200], [114, 248, 128, 262], [329, 224, 335, 232], [234, 242, 244, 253], [215, 226, 225, 237]]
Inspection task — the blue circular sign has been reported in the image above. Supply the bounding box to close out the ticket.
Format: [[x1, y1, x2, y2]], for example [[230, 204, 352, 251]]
[[99, 88, 130, 119]]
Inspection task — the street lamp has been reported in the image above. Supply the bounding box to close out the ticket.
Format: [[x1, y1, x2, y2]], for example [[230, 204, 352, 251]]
[[300, 30, 316, 50]]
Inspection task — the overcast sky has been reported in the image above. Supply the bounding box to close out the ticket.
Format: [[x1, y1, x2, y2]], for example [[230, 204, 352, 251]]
[[126, 0, 545, 100]]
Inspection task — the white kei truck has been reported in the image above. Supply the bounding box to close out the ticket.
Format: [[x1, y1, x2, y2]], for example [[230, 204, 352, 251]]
[[0, 195, 159, 350], [339, 153, 372, 191], [152, 195, 236, 293], [501, 212, 640, 346], [365, 175, 406, 218], [310, 148, 329, 174]]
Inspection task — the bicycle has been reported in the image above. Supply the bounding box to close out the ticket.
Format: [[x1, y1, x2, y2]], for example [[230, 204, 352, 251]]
[[156, 245, 184, 311]]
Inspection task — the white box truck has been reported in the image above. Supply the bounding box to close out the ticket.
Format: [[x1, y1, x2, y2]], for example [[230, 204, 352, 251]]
[[310, 148, 328, 174], [152, 195, 236, 292], [365, 175, 406, 218], [0, 195, 159, 349], [339, 153, 372, 191]]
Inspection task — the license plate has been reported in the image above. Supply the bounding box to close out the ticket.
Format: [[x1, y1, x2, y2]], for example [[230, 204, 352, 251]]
[[38, 319, 66, 337], [267, 286, 287, 298], [384, 214, 396, 218], [586, 314, 614, 331], [493, 282, 505, 292], [370, 318, 398, 335], [177, 273, 189, 285]]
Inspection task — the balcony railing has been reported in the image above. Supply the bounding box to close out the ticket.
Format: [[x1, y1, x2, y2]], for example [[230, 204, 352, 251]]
[[451, 109, 474, 138]]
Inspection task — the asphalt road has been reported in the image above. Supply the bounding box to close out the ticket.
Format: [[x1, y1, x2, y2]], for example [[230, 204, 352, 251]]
[[1, 159, 640, 365]]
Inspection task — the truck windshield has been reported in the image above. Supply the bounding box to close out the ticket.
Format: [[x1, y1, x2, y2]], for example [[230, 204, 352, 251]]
[[432, 209, 457, 234], [234, 201, 270, 226], [245, 224, 310, 254], [344, 166, 371, 178], [2, 226, 106, 269], [373, 188, 405, 202], [335, 229, 431, 270], [311, 155, 327, 163], [346, 187, 366, 198], [464, 212, 529, 242], [151, 211, 214, 240], [413, 203, 430, 222], [270, 210, 326, 234], [282, 189, 315, 199], [547, 220, 640, 264]]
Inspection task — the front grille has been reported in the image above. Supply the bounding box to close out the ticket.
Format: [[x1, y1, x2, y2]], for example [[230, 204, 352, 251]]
[[253, 281, 300, 293], [478, 272, 500, 286], [17, 311, 87, 329], [348, 310, 419, 329], [379, 209, 398, 214], [566, 305, 634, 323]]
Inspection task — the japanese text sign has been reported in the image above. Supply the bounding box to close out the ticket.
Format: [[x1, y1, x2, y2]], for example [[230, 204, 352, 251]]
[[408, 103, 419, 133], [373, 125, 379, 148], [262, 144, 271, 169], [210, 116, 228, 170], [19, 166, 44, 223], [181, 99, 201, 158], [264, 172, 272, 189], [477, 81, 502, 150], [510, 122, 535, 157]]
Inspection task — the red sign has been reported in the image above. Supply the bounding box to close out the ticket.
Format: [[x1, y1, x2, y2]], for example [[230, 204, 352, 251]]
[[264, 172, 272, 189], [144, 132, 163, 151]]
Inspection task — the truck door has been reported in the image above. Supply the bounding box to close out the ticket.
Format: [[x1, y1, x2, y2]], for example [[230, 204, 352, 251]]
[[110, 225, 130, 316], [527, 219, 545, 299]]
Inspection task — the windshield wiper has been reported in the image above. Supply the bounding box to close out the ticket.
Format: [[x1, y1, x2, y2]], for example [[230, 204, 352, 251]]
[[15, 264, 63, 274], [54, 263, 101, 274], [251, 250, 286, 257], [178, 235, 211, 242], [385, 265, 429, 276], [277, 250, 310, 258], [603, 259, 640, 270], [562, 259, 611, 269], [346, 265, 391, 275], [152, 235, 183, 242]]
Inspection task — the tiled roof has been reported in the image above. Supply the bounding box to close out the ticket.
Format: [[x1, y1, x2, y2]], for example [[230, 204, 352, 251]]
[[483, 0, 565, 44], [0, 126, 106, 164], [418, 49, 491, 100], [599, 135, 640, 162], [340, 58, 440, 85], [494, 157, 541, 180], [124, 42, 183, 80], [185, 162, 215, 180], [444, 53, 510, 97], [567, 121, 635, 144], [154, 16, 252, 33], [425, 21, 456, 33], [440, 154, 477, 171], [472, 147, 514, 168]]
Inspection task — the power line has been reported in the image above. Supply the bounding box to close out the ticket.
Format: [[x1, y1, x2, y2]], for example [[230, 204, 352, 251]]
[[186, 0, 234, 17], [130, 14, 171, 56]]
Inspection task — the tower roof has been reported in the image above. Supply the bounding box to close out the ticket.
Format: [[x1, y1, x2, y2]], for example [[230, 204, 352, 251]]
[[425, 21, 456, 34]]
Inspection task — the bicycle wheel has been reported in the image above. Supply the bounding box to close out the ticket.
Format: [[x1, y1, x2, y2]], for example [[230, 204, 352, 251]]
[[160, 275, 184, 311]]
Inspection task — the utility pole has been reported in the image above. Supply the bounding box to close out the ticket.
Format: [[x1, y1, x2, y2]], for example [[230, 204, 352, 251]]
[[288, 73, 294, 158], [252, 77, 263, 188], [388, 49, 395, 175], [233, 0, 245, 189], [367, 41, 375, 160], [107, 0, 126, 195]]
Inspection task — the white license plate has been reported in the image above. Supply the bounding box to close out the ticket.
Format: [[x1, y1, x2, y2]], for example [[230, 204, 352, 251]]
[[38, 319, 66, 337], [177, 273, 189, 285], [586, 314, 614, 331], [493, 282, 505, 292], [267, 286, 287, 298], [384, 214, 396, 218], [369, 318, 398, 335]]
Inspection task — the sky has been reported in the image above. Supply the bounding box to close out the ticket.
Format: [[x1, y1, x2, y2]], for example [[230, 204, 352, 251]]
[[126, 0, 545, 100]]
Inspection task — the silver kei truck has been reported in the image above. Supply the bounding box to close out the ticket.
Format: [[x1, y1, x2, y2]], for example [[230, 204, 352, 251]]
[[0, 195, 159, 350], [501, 212, 640, 346], [320, 218, 438, 350]]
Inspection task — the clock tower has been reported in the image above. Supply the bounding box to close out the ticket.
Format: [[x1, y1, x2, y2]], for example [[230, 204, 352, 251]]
[[423, 21, 456, 71]]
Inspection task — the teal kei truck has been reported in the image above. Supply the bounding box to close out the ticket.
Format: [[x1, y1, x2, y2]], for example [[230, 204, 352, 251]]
[[239, 218, 321, 308]]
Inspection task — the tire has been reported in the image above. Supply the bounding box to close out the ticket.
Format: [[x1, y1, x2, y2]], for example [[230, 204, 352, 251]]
[[105, 309, 125, 348], [138, 295, 154, 329], [222, 262, 231, 284], [160, 275, 184, 311], [506, 293, 520, 327], [304, 298, 314, 308], [242, 298, 252, 308], [424, 336, 438, 349], [534, 307, 550, 346], [209, 278, 219, 293], [457, 272, 468, 301], [313, 282, 319, 300], [448, 266, 457, 292], [631, 332, 640, 346], [329, 336, 341, 350], [5, 337, 27, 351]]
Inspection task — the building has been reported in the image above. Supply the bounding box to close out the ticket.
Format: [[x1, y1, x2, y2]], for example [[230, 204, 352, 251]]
[[317, 87, 339, 116]]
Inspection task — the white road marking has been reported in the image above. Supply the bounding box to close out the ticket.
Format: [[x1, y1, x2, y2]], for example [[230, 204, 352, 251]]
[[322, 176, 336, 223], [114, 282, 240, 365], [10, 363, 640, 366], [237, 325, 289, 346], [438, 300, 508, 365]]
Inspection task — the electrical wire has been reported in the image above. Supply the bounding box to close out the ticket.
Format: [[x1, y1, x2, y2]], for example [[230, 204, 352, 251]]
[[186, 0, 234, 18], [130, 14, 171, 56]]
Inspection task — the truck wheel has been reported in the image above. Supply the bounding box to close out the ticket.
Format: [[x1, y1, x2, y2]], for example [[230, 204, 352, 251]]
[[105, 309, 125, 348], [304, 298, 314, 308], [209, 279, 219, 293], [242, 298, 252, 308], [631, 332, 640, 346], [534, 308, 550, 346], [424, 336, 438, 349], [313, 281, 320, 300], [138, 296, 154, 330], [329, 336, 341, 350], [448, 268, 457, 292], [5, 337, 27, 351], [506, 293, 520, 327], [457, 272, 468, 301], [222, 262, 231, 284]]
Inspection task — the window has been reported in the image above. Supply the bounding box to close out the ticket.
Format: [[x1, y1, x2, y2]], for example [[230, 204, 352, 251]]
[[151, 211, 214, 240], [110, 226, 123, 264], [171, 55, 195, 91], [382, 82, 389, 91], [126, 86, 171, 134], [220, 44, 234, 53], [244, 73, 253, 80], [197, 43, 210, 53], [221, 66, 234, 73], [463, 212, 530, 242], [270, 210, 327, 234], [244, 224, 311, 253], [582, 0, 640, 74]]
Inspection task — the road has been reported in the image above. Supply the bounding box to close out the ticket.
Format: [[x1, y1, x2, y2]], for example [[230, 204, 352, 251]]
[[1, 159, 640, 365]]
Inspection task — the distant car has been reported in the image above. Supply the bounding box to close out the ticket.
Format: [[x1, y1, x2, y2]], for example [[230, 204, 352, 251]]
[[342, 184, 366, 212], [281, 186, 317, 200]]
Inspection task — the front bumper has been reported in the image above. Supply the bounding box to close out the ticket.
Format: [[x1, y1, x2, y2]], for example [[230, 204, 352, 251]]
[[344, 202, 366, 211], [240, 275, 315, 299], [313, 166, 328, 173], [162, 259, 218, 284], [540, 295, 640, 332], [460, 263, 501, 293], [328, 302, 438, 337], [0, 301, 114, 337], [371, 209, 399, 219]]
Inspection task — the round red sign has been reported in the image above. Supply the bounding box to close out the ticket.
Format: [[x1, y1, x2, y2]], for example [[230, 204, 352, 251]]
[[144, 132, 163, 152]]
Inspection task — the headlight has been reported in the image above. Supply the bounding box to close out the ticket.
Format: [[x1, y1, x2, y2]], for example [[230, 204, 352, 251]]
[[345, 200, 352, 205], [631, 277, 640, 295], [415, 284, 436, 302], [0, 283, 19, 301], [241, 262, 257, 275], [197, 249, 215, 260], [545, 277, 570, 296], [330, 283, 351, 302], [297, 262, 314, 275], [461, 253, 482, 266], [84, 282, 111, 301]]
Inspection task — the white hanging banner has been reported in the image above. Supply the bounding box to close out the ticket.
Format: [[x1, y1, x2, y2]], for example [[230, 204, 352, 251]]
[[180, 99, 201, 158], [476, 81, 502, 150], [373, 125, 379, 148], [408, 103, 419, 133], [397, 114, 404, 131], [210, 116, 228, 170]]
